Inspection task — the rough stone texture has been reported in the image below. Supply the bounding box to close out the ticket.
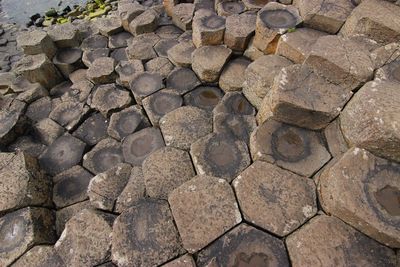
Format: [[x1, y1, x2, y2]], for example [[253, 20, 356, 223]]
[[233, 161, 317, 236], [167, 41, 195, 67], [49, 100, 90, 131], [82, 48, 110, 68], [0, 100, 26, 146], [166, 67, 201, 95], [48, 23, 81, 48], [109, 32, 133, 49], [168, 175, 242, 253], [304, 35, 374, 91], [250, 119, 331, 177], [154, 39, 179, 58], [213, 113, 256, 144], [216, 0, 246, 17], [192, 45, 232, 83], [126, 33, 160, 61], [340, 80, 400, 162], [12, 245, 65, 267], [371, 42, 400, 70], [340, 0, 400, 46], [115, 167, 146, 213], [87, 57, 117, 84], [243, 36, 264, 61], [55, 209, 114, 267], [96, 17, 123, 36], [219, 57, 251, 92], [294, 0, 355, 34], [7, 137, 46, 159], [0, 207, 56, 267], [145, 57, 174, 78], [129, 9, 159, 36], [163, 254, 196, 267], [224, 13, 256, 52], [197, 224, 290, 267], [53, 48, 83, 78], [192, 13, 226, 47], [318, 147, 400, 248], [172, 3, 195, 31], [90, 84, 131, 116], [242, 0, 272, 10], [119, 2, 146, 31], [324, 119, 349, 158], [183, 86, 224, 111], [16, 30, 56, 59], [160, 106, 213, 150], [81, 35, 108, 51], [111, 199, 183, 267], [375, 59, 400, 83], [243, 55, 292, 109], [129, 72, 164, 104], [213, 92, 256, 116], [33, 118, 64, 145], [73, 113, 108, 146], [55, 201, 92, 236], [286, 215, 397, 267], [116, 60, 144, 87]]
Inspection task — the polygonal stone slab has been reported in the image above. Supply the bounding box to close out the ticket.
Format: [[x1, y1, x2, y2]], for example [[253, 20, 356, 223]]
[[0, 207, 56, 267], [340, 80, 400, 162], [69, 79, 94, 103], [233, 161, 317, 236], [197, 224, 290, 267], [118, 2, 146, 31], [115, 60, 144, 87], [48, 23, 81, 48], [87, 57, 117, 84], [184, 86, 224, 111], [33, 118, 64, 146], [213, 92, 256, 116], [216, 0, 246, 17], [242, 0, 271, 10], [55, 201, 91, 236], [143, 147, 195, 199], [319, 147, 400, 248], [375, 59, 400, 83], [115, 167, 146, 213], [7, 137, 46, 159], [154, 38, 179, 57], [192, 13, 226, 47], [250, 119, 331, 177], [0, 152, 51, 214], [16, 30, 57, 58], [167, 41, 195, 67], [129, 9, 159, 36], [39, 133, 86, 176], [304, 35, 374, 91], [53, 48, 83, 78], [12, 245, 65, 267], [224, 13, 256, 51], [172, 3, 195, 31], [192, 45, 232, 83], [96, 17, 123, 36], [166, 67, 201, 95], [53, 165, 93, 209], [83, 138, 124, 174], [126, 33, 160, 61], [49, 100, 90, 131], [213, 113, 257, 144], [323, 119, 349, 158], [243, 36, 264, 61], [286, 215, 397, 266], [169, 175, 241, 253], [73, 113, 108, 146], [108, 106, 150, 141], [219, 57, 251, 92], [82, 48, 110, 68], [163, 254, 196, 267], [55, 209, 115, 267], [109, 32, 133, 49], [122, 127, 165, 165], [90, 84, 132, 117], [129, 72, 164, 104], [111, 199, 183, 267], [160, 106, 213, 150], [81, 34, 109, 51]]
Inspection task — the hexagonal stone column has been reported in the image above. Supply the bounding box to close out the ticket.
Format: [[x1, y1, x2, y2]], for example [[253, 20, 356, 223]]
[[294, 0, 355, 34], [166, 67, 201, 94], [116, 60, 144, 87], [172, 3, 195, 31], [192, 45, 232, 83], [55, 209, 115, 267], [87, 57, 117, 84], [167, 41, 195, 67], [304, 35, 374, 91], [233, 161, 317, 236], [0, 207, 56, 266], [286, 215, 397, 266], [53, 48, 83, 78], [216, 0, 245, 17], [49, 100, 90, 131], [340, 81, 400, 162], [214, 92, 256, 116], [192, 13, 226, 47], [0, 152, 51, 214], [169, 175, 241, 253], [143, 90, 183, 126], [48, 23, 81, 48], [219, 57, 251, 92], [341, 0, 400, 46], [324, 119, 349, 158], [375, 59, 400, 83], [96, 17, 123, 37], [224, 13, 256, 52], [12, 246, 65, 267], [126, 33, 160, 61], [319, 147, 400, 248], [16, 30, 57, 59], [129, 9, 159, 36], [197, 224, 290, 266], [73, 113, 108, 146], [90, 84, 132, 117], [118, 2, 146, 31], [184, 86, 224, 111], [114, 167, 146, 213], [108, 106, 150, 141], [111, 199, 184, 267], [129, 72, 164, 104], [250, 119, 331, 177], [254, 2, 301, 54]]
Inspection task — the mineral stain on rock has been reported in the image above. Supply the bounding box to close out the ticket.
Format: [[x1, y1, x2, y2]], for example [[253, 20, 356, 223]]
[[374, 186, 400, 216], [233, 252, 270, 267], [0, 215, 26, 253], [260, 10, 297, 29]]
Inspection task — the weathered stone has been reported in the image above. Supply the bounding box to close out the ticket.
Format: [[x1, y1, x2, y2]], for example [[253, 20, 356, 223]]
[[371, 42, 400, 69], [172, 3, 195, 31], [242, 0, 272, 10], [48, 23, 81, 47], [16, 30, 56, 58], [12, 245, 65, 267], [111, 47, 129, 63], [0, 152, 51, 214], [119, 2, 146, 31], [33, 118, 64, 145], [49, 81, 73, 97], [109, 32, 133, 49], [286, 215, 397, 267], [234, 161, 317, 236], [126, 33, 160, 61], [111, 199, 183, 267], [160, 106, 212, 150], [224, 13, 256, 51], [184, 86, 224, 111], [129, 72, 164, 104], [219, 57, 251, 92], [96, 17, 123, 36], [7, 136, 47, 159], [115, 167, 146, 213], [73, 113, 108, 146], [213, 92, 256, 116], [115, 60, 144, 87], [82, 48, 110, 68], [192, 13, 226, 47], [53, 48, 83, 78], [154, 38, 179, 58], [87, 57, 117, 84], [304, 35, 374, 90], [108, 106, 149, 140], [197, 224, 290, 266], [88, 163, 131, 211], [169, 175, 241, 253], [243, 55, 292, 109], [214, 113, 256, 143], [166, 67, 201, 94], [254, 3, 302, 53], [341, 0, 400, 46], [167, 41, 195, 67], [145, 57, 174, 78], [15, 84, 48, 104], [243, 36, 264, 61], [276, 27, 327, 63], [156, 25, 183, 39], [0, 101, 27, 146], [376, 59, 400, 83], [129, 9, 159, 36], [0, 207, 56, 267], [250, 119, 331, 177], [90, 84, 132, 116], [83, 138, 124, 174], [324, 119, 348, 158], [27, 97, 52, 122], [216, 0, 246, 17], [49, 100, 90, 130], [319, 147, 400, 247], [340, 81, 400, 162], [55, 209, 114, 267], [81, 34, 108, 51], [192, 45, 232, 83], [163, 0, 179, 17], [69, 79, 94, 103], [163, 254, 196, 267], [56, 201, 91, 236]]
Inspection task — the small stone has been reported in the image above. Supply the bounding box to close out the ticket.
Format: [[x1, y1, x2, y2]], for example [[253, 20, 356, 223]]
[[224, 13, 256, 51], [96, 17, 123, 36], [219, 57, 251, 92], [154, 38, 179, 57], [82, 48, 110, 68], [126, 33, 160, 61], [115, 167, 146, 213], [12, 246, 65, 267], [33, 118, 64, 145], [192, 13, 226, 47], [213, 113, 257, 143], [109, 32, 133, 49], [167, 41, 195, 67], [168, 175, 241, 253], [166, 67, 201, 94], [172, 3, 195, 31], [48, 23, 81, 48], [213, 92, 256, 116], [53, 48, 83, 78], [324, 119, 349, 158], [129, 72, 164, 104], [87, 57, 117, 84], [49, 100, 90, 130], [55, 201, 91, 236], [115, 60, 144, 87], [90, 84, 132, 116], [129, 9, 159, 36], [145, 57, 174, 78], [108, 106, 149, 141], [250, 119, 331, 177], [183, 86, 224, 111], [16, 30, 56, 58]]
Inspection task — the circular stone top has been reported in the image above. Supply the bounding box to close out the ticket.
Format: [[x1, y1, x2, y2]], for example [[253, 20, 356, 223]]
[[201, 15, 226, 29], [220, 1, 246, 14], [260, 9, 297, 29], [184, 86, 224, 111], [151, 92, 183, 116], [54, 48, 82, 64]]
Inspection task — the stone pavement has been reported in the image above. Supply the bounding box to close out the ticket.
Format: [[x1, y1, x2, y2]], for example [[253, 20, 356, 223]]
[[0, 0, 400, 266]]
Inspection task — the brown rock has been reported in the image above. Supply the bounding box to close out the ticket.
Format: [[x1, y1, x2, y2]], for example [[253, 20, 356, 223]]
[[375, 59, 400, 83], [49, 100, 90, 131], [53, 48, 83, 78], [48, 23, 81, 47], [323, 119, 349, 158], [82, 48, 110, 68], [90, 84, 132, 116], [145, 57, 174, 78], [12, 246, 65, 267], [129, 9, 159, 36], [166, 67, 201, 94], [216, 0, 245, 17], [192, 13, 226, 47], [213, 113, 257, 144], [126, 33, 160, 61], [219, 57, 251, 92], [73, 113, 108, 146], [115, 60, 144, 87], [172, 3, 195, 31], [55, 201, 92, 236], [33, 118, 64, 145], [129, 71, 164, 104], [115, 167, 146, 213], [183, 86, 224, 111], [81, 34, 108, 51], [163, 254, 196, 267], [242, 0, 272, 10], [371, 42, 400, 69], [96, 17, 123, 36], [243, 36, 264, 61], [87, 57, 117, 84], [213, 92, 256, 116], [154, 38, 180, 57], [224, 13, 256, 51], [119, 2, 146, 31], [16, 30, 57, 59], [167, 41, 195, 67], [109, 32, 133, 49]]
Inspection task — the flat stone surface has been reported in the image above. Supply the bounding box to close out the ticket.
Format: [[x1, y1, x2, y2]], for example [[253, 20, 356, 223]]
[[172, 3, 195, 31], [163, 254, 196, 267], [154, 38, 179, 57], [375, 59, 400, 83], [118, 2, 146, 31], [129, 71, 164, 103], [12, 245, 65, 267], [73, 113, 108, 146], [33, 118, 64, 146], [129, 9, 159, 36], [213, 92, 255, 116], [286, 215, 397, 267], [224, 13, 256, 51], [192, 13, 226, 47], [55, 201, 92, 236], [183, 86, 224, 111], [25, 97, 51, 122], [81, 35, 108, 51], [126, 33, 160, 61], [168, 175, 241, 253], [213, 113, 257, 144], [167, 41, 195, 67], [219, 57, 251, 92], [109, 32, 133, 49], [197, 224, 290, 267], [250, 119, 331, 177], [233, 161, 317, 236], [87, 57, 116, 84], [49, 100, 89, 131], [145, 57, 174, 78], [115, 60, 144, 87], [90, 84, 131, 116], [115, 167, 146, 213], [111, 199, 183, 267], [48, 23, 81, 48], [160, 106, 213, 150], [16, 30, 56, 58], [216, 0, 246, 17], [166, 67, 201, 95], [96, 17, 123, 36], [318, 147, 400, 248], [340, 80, 400, 162], [82, 48, 110, 68]]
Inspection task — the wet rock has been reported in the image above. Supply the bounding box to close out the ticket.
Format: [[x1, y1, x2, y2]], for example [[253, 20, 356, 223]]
[[154, 38, 179, 57], [111, 199, 183, 267], [213, 92, 256, 116], [81, 34, 109, 51], [163, 254, 195, 267], [172, 3, 195, 31], [25, 97, 52, 122], [126, 32, 160, 61], [160, 106, 213, 150], [129, 9, 159, 36], [96, 17, 123, 36], [119, 2, 147, 31], [169, 175, 241, 253], [192, 45, 232, 83], [82, 48, 110, 68], [167, 41, 195, 67], [90, 84, 131, 116], [197, 224, 290, 267], [323, 119, 348, 158], [12, 245, 65, 267], [129, 72, 164, 104], [109, 32, 133, 49], [73, 113, 108, 146], [340, 81, 400, 162], [192, 13, 226, 47], [243, 55, 292, 109], [33, 118, 64, 145], [213, 113, 256, 143], [108, 106, 150, 141], [286, 215, 397, 266], [145, 57, 174, 78], [53, 48, 83, 78], [55, 209, 115, 267], [304, 35, 374, 91], [16, 30, 56, 59], [115, 167, 146, 213], [184, 86, 224, 111], [122, 127, 165, 165], [56, 201, 92, 236], [319, 147, 400, 247], [87, 57, 117, 84], [48, 23, 81, 48], [224, 13, 256, 51], [49, 100, 90, 131], [219, 57, 251, 92], [250, 119, 331, 177], [166, 67, 201, 94], [39, 133, 86, 176], [0, 207, 56, 266], [115, 60, 144, 87]]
